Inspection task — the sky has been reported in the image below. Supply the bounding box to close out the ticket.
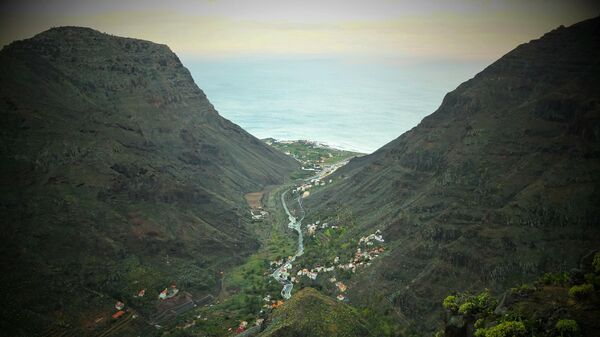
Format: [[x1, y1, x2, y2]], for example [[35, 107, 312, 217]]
[[1, 0, 598, 62]]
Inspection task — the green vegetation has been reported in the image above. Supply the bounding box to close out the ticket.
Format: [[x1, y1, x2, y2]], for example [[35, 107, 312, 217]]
[[477, 321, 526, 337], [443, 295, 459, 311], [264, 139, 362, 167], [594, 253, 600, 273], [537, 272, 570, 286], [438, 251, 600, 337], [568, 284, 593, 299], [510, 283, 536, 296], [443, 290, 497, 318], [258, 288, 371, 337], [163, 186, 298, 336], [555, 319, 579, 337], [303, 17, 600, 333], [0, 27, 298, 336]]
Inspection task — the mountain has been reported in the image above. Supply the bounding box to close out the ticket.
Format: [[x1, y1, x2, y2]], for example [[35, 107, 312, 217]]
[[305, 17, 600, 331], [0, 27, 298, 335]]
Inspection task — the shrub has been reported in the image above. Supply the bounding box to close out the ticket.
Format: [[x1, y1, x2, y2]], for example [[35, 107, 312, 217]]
[[474, 289, 497, 315], [474, 328, 487, 337], [585, 272, 600, 288], [443, 295, 459, 311], [568, 284, 593, 299], [511, 283, 535, 296], [538, 272, 570, 286], [555, 319, 579, 337], [484, 321, 526, 337], [443, 290, 497, 316], [593, 252, 600, 274], [458, 302, 476, 316]]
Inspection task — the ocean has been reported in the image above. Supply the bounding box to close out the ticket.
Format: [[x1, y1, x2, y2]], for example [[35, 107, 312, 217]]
[[183, 57, 486, 153]]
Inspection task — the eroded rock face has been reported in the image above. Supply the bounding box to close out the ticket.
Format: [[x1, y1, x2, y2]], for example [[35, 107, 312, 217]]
[[0, 27, 298, 335], [306, 17, 600, 330]]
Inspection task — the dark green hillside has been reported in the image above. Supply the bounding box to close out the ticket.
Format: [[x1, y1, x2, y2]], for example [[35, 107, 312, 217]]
[[0, 27, 298, 335], [257, 288, 372, 337], [304, 17, 600, 331]]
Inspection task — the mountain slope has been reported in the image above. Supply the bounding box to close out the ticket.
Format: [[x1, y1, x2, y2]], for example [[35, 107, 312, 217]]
[[0, 27, 298, 335], [258, 288, 372, 337], [305, 17, 600, 331]]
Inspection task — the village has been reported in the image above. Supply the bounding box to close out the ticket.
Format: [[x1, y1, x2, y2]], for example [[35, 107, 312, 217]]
[[85, 281, 206, 336], [267, 221, 386, 303], [91, 141, 368, 337]]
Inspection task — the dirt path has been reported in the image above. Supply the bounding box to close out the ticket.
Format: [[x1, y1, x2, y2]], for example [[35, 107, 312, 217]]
[[244, 192, 264, 209]]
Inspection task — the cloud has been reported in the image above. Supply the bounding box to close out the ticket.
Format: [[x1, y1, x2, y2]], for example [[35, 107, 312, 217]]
[[1, 0, 598, 61]]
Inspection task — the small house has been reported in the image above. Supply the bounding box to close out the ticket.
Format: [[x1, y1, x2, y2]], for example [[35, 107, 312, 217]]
[[112, 310, 125, 319]]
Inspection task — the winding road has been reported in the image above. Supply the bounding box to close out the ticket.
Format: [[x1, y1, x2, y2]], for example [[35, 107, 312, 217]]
[[270, 190, 305, 299]]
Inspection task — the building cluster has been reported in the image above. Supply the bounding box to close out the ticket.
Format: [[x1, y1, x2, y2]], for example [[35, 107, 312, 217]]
[[158, 284, 179, 300], [306, 220, 339, 237], [295, 264, 337, 281], [358, 230, 384, 246], [270, 258, 294, 282], [250, 208, 269, 221], [339, 230, 386, 272], [289, 229, 386, 302], [293, 177, 333, 195]]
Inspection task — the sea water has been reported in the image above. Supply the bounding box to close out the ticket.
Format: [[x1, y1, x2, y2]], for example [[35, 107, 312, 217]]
[[184, 57, 485, 153]]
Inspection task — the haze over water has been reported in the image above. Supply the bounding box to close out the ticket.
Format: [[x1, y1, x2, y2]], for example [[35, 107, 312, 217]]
[[186, 57, 485, 153]]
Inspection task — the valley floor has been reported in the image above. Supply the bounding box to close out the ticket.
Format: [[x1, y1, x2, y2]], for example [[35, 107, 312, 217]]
[[145, 140, 363, 336]]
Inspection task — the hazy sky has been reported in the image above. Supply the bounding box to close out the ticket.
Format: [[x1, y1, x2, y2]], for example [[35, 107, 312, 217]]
[[1, 0, 598, 62]]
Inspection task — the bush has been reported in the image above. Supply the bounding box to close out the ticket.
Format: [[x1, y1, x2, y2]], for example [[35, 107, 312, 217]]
[[443, 295, 459, 311], [537, 272, 570, 286], [484, 321, 526, 337], [474, 290, 497, 315], [593, 252, 600, 274], [555, 319, 579, 337], [585, 272, 600, 288], [443, 290, 497, 317], [568, 284, 593, 299], [458, 301, 477, 316], [474, 328, 487, 337], [511, 283, 535, 296]]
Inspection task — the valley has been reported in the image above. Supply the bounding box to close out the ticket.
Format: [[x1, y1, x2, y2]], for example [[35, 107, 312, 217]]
[[1, 14, 600, 337]]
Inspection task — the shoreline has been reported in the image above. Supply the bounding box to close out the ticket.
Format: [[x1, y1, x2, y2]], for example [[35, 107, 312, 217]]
[[263, 138, 368, 155]]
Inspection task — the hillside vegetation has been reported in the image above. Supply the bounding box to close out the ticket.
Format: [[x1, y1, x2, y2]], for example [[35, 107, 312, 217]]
[[258, 288, 371, 337], [0, 27, 298, 335], [304, 17, 600, 332], [438, 250, 600, 337]]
